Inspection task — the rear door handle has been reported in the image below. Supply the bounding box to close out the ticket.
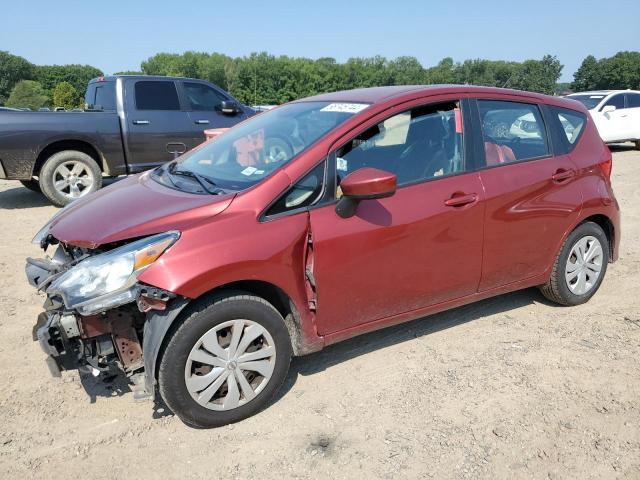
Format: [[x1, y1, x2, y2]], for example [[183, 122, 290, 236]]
[[551, 169, 575, 183], [444, 193, 478, 207], [194, 119, 210, 124], [133, 120, 150, 125]]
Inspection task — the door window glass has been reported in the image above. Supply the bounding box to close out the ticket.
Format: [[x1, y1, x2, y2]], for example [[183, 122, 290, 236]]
[[603, 94, 625, 110], [134, 81, 180, 110], [335, 101, 464, 191], [478, 100, 549, 165], [626, 93, 640, 108], [184, 82, 227, 111]]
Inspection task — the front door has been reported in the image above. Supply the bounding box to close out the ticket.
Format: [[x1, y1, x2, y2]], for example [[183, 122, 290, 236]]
[[309, 99, 485, 335], [124, 79, 197, 172]]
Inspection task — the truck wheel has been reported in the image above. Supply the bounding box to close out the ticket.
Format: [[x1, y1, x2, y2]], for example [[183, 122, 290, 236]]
[[38, 150, 102, 207], [635, 140, 640, 151], [19, 180, 42, 193], [539, 221, 609, 306], [158, 293, 292, 428]]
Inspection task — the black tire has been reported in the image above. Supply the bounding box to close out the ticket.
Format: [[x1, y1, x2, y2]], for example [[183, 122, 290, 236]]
[[38, 150, 102, 207], [158, 292, 292, 428], [539, 221, 609, 306], [19, 179, 42, 193], [635, 140, 640, 151]]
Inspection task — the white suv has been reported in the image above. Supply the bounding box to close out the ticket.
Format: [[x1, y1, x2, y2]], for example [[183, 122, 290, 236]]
[[567, 90, 640, 148]]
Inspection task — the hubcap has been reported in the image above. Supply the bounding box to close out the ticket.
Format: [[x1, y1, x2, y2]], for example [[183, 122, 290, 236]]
[[565, 235, 603, 295], [53, 161, 94, 199], [184, 320, 276, 411]]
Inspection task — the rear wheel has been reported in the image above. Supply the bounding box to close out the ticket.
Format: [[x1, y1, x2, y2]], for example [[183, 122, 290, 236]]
[[539, 221, 609, 306], [19, 179, 41, 193], [158, 293, 292, 428], [38, 150, 102, 207], [635, 140, 640, 150]]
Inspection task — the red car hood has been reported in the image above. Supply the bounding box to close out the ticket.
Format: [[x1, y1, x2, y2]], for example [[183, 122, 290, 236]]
[[48, 172, 235, 248]]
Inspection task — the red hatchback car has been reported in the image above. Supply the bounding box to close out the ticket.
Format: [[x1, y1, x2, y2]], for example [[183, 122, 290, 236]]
[[26, 85, 620, 428]]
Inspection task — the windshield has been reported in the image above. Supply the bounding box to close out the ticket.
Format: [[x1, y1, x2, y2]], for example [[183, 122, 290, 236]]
[[568, 94, 605, 110], [157, 101, 369, 192]]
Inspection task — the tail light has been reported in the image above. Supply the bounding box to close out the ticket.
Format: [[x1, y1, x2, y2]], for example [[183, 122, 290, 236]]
[[600, 145, 613, 178]]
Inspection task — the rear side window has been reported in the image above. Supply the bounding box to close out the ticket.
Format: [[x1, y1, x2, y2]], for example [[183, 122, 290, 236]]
[[627, 93, 640, 108], [85, 82, 116, 111], [478, 100, 549, 165], [135, 81, 180, 110], [553, 107, 586, 149], [183, 82, 227, 111], [602, 94, 625, 110]]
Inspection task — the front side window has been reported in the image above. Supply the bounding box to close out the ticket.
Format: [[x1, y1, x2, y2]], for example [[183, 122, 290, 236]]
[[335, 102, 464, 191], [183, 82, 227, 111], [135, 81, 180, 111], [603, 94, 625, 110], [478, 100, 549, 165], [155, 101, 368, 191]]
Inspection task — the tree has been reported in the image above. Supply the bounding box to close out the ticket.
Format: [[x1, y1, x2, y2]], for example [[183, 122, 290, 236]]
[[53, 82, 78, 110], [35, 64, 103, 99], [572, 55, 599, 91], [5, 80, 49, 110], [0, 51, 35, 105]]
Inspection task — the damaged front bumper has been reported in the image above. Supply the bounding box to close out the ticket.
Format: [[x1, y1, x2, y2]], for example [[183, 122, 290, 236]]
[[26, 243, 187, 400]]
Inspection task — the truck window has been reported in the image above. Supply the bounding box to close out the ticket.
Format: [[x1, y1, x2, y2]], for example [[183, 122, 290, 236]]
[[183, 82, 227, 111], [85, 82, 116, 111], [135, 81, 180, 111]]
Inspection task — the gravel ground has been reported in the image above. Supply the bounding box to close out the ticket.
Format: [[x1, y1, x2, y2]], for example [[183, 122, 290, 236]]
[[0, 147, 639, 479]]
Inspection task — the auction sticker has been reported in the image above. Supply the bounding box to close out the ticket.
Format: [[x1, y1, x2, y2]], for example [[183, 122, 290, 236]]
[[320, 103, 369, 114]]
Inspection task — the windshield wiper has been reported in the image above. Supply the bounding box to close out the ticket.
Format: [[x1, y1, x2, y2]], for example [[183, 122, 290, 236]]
[[168, 162, 221, 195]]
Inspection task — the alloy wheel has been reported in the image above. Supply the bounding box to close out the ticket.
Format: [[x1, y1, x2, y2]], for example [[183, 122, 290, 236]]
[[52, 161, 95, 199]]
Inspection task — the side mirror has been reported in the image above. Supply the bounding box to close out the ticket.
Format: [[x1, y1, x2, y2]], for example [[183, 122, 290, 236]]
[[336, 167, 397, 218], [602, 105, 616, 114], [219, 100, 241, 115]]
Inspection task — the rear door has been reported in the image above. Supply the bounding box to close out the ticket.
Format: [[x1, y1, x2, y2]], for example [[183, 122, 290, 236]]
[[307, 97, 485, 335], [474, 98, 582, 291], [124, 79, 197, 172], [181, 80, 250, 142]]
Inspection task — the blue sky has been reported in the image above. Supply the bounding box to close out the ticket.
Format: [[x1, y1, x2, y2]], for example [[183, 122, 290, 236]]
[[1, 0, 638, 82]]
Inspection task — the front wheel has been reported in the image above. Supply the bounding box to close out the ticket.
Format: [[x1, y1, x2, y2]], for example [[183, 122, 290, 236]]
[[539, 221, 609, 306], [158, 293, 292, 428]]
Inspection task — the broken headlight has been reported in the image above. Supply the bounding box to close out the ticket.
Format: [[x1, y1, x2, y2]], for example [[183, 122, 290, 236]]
[[47, 231, 179, 315]]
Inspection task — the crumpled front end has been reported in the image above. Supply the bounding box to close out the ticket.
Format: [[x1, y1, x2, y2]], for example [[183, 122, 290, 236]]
[[26, 233, 185, 400]]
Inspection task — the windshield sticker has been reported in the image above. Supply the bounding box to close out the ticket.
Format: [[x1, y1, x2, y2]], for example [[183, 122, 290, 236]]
[[589, 95, 604, 99], [337, 157, 348, 172], [320, 103, 369, 114], [241, 166, 258, 176]]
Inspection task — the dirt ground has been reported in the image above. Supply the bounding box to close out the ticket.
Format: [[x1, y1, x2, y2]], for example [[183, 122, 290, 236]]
[[0, 147, 639, 480]]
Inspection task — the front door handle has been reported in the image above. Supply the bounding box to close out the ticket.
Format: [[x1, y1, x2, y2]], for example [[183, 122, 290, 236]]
[[194, 119, 210, 124], [133, 120, 150, 125], [444, 193, 478, 207], [551, 169, 575, 183]]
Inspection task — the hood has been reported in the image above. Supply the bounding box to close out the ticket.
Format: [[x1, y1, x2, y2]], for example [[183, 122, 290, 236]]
[[48, 172, 235, 248]]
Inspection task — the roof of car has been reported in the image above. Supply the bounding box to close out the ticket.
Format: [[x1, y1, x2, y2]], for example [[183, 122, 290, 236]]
[[296, 84, 558, 105], [90, 75, 207, 83]]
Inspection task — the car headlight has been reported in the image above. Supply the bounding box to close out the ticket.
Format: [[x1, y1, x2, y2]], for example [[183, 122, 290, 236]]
[[47, 231, 179, 315]]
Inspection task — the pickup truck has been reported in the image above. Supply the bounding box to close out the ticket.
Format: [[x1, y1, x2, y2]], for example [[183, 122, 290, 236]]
[[0, 75, 254, 206]]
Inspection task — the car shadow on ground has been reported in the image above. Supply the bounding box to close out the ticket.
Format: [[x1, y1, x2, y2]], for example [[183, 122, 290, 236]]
[[0, 177, 123, 210], [272, 287, 556, 405]]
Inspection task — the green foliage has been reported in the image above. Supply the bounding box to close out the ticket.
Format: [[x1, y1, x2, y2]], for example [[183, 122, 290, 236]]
[[34, 64, 103, 100], [5, 80, 49, 110], [572, 52, 640, 91], [0, 51, 35, 105], [52, 81, 78, 110]]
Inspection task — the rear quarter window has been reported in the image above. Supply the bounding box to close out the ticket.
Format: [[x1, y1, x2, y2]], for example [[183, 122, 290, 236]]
[[550, 106, 587, 153]]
